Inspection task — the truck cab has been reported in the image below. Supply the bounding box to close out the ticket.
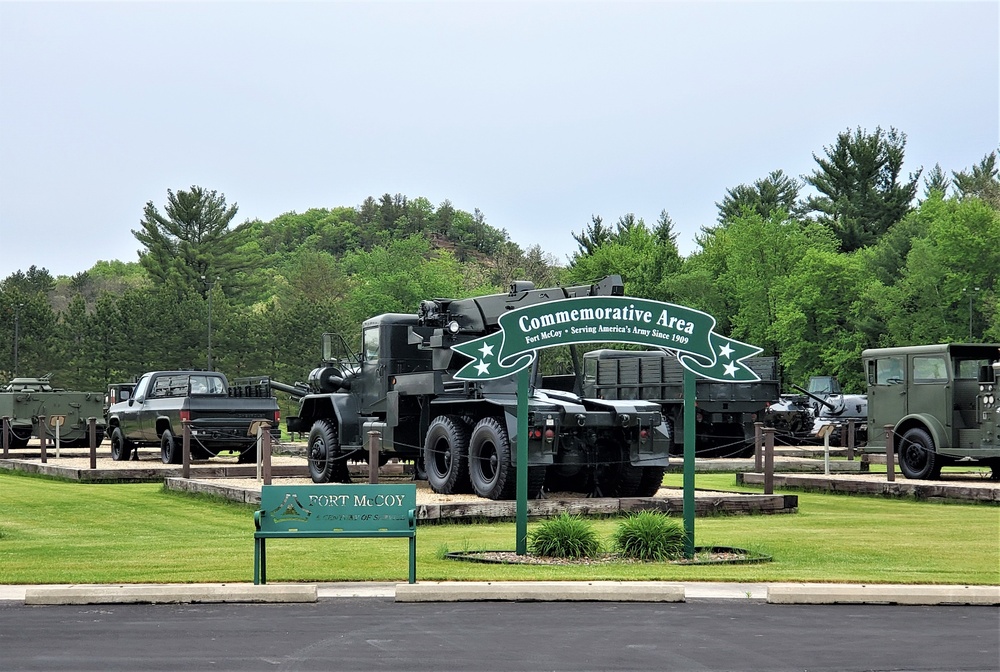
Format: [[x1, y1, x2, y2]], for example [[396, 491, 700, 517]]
[[862, 343, 1000, 479]]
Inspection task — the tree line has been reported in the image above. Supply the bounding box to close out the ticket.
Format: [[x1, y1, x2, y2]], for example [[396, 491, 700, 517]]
[[1, 127, 997, 400]]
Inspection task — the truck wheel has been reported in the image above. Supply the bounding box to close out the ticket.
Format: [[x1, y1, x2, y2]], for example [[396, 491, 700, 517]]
[[161, 429, 181, 464], [110, 427, 131, 461], [424, 415, 472, 495], [237, 445, 257, 464], [469, 417, 514, 500], [7, 426, 31, 449], [898, 427, 941, 480], [636, 466, 667, 497], [308, 419, 350, 484], [593, 438, 644, 498]]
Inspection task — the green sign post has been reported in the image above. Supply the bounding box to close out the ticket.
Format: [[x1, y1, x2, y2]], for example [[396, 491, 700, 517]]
[[451, 295, 762, 556]]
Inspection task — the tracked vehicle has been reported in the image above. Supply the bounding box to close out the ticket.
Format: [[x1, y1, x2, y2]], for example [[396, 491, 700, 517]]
[[0, 376, 105, 448]]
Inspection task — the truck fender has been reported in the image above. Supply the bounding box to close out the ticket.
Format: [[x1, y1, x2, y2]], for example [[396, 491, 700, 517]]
[[156, 416, 175, 438], [298, 394, 362, 446], [894, 413, 949, 453]]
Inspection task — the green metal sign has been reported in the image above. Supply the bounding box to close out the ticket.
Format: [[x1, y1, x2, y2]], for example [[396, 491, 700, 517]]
[[451, 296, 762, 382], [448, 294, 762, 557]]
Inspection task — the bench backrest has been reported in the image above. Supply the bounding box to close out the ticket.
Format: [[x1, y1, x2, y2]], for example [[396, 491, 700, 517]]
[[257, 484, 416, 535]]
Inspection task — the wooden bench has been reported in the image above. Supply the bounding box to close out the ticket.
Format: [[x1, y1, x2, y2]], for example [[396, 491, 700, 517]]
[[254, 483, 417, 585]]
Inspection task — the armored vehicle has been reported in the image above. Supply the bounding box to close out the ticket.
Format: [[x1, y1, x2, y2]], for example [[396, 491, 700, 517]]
[[282, 276, 671, 500], [0, 376, 106, 448], [862, 343, 1000, 479], [766, 376, 867, 446]]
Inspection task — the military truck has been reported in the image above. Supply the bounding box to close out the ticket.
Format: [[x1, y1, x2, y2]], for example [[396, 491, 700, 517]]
[[862, 343, 1000, 479], [0, 376, 105, 448], [579, 349, 780, 458], [282, 276, 671, 500], [106, 371, 280, 464]]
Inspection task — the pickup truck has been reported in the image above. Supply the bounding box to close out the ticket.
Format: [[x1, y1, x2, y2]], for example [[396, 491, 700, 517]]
[[106, 371, 280, 464]]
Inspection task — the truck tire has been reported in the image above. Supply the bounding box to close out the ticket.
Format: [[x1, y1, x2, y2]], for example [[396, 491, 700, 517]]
[[897, 427, 941, 480], [424, 415, 472, 495], [161, 429, 181, 464], [593, 438, 644, 498], [237, 445, 257, 464], [110, 427, 132, 461], [7, 426, 31, 449], [637, 466, 667, 497], [468, 417, 512, 499], [308, 419, 351, 484]]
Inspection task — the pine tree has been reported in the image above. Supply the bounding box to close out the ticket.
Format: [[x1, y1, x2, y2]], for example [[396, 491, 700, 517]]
[[804, 126, 921, 252], [132, 186, 251, 299]]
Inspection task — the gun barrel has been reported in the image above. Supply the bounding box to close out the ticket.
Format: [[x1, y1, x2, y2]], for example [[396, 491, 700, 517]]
[[269, 379, 310, 398], [790, 384, 837, 411]]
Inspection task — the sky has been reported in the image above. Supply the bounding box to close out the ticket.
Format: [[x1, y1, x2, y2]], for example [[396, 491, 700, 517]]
[[1, 1, 997, 280]]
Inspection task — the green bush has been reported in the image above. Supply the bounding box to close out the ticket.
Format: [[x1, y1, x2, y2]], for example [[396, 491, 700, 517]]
[[528, 513, 602, 559], [612, 511, 687, 561]]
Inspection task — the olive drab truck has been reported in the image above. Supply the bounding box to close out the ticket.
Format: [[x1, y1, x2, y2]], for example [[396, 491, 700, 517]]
[[282, 276, 672, 500], [579, 349, 780, 458], [862, 343, 1000, 479]]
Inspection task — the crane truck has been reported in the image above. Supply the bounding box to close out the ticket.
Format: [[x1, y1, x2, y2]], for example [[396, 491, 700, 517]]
[[280, 276, 672, 500]]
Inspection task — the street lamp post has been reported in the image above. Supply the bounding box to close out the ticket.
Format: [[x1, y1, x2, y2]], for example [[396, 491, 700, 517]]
[[13, 303, 23, 376], [965, 286, 980, 341], [201, 276, 220, 371]]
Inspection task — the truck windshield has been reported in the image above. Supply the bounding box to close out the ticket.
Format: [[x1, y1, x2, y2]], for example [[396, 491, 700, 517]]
[[363, 327, 380, 362]]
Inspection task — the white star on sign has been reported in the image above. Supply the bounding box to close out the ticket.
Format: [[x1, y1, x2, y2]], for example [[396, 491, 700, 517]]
[[475, 360, 491, 376], [723, 362, 738, 378], [478, 343, 494, 358], [718, 342, 734, 359]]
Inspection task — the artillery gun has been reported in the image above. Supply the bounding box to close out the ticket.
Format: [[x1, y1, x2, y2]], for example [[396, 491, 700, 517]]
[[0, 376, 106, 448], [282, 276, 671, 500]]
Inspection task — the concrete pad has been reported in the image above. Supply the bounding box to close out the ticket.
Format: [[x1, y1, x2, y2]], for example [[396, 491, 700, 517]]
[[766, 583, 1000, 605], [23, 583, 317, 605], [394, 581, 685, 602]]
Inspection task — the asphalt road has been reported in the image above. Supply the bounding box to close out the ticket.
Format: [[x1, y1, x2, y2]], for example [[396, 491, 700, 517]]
[[1, 599, 997, 672]]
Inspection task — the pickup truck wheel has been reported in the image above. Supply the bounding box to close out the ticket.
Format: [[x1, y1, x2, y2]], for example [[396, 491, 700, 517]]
[[424, 415, 472, 495], [237, 445, 257, 464], [308, 420, 350, 483], [110, 427, 132, 461], [161, 429, 181, 464], [898, 427, 941, 480]]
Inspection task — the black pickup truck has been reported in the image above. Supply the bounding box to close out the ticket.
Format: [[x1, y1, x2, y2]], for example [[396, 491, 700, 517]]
[[106, 371, 280, 464]]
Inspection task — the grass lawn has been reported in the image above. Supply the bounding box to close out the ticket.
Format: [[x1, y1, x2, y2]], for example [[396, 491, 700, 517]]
[[1, 470, 997, 586]]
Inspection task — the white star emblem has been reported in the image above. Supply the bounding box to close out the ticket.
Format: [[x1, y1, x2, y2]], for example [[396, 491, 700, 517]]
[[723, 362, 738, 378], [478, 343, 494, 358], [475, 360, 491, 376], [718, 342, 734, 359]]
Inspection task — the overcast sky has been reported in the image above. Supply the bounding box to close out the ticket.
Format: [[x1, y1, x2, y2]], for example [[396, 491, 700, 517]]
[[1, 1, 997, 281]]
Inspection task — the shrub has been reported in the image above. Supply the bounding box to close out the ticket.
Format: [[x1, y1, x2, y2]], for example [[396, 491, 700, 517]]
[[528, 513, 602, 559], [612, 511, 687, 561]]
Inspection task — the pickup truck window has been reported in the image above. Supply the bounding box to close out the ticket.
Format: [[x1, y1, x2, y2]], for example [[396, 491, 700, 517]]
[[190, 375, 226, 395], [132, 376, 151, 402]]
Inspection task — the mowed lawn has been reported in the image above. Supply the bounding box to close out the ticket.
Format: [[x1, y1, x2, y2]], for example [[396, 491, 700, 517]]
[[1, 471, 997, 585]]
